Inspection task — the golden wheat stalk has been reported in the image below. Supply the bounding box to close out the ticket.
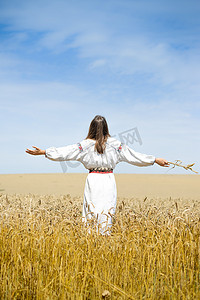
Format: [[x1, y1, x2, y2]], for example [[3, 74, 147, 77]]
[[1, 193, 200, 299], [86, 271, 135, 299], [168, 160, 198, 174]]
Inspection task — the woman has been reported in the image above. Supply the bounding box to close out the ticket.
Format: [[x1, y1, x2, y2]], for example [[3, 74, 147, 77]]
[[26, 115, 169, 235]]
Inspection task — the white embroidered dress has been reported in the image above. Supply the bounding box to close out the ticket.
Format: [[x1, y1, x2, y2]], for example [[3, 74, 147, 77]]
[[45, 137, 155, 234]]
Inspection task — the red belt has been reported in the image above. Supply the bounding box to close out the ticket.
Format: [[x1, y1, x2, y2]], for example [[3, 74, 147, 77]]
[[89, 169, 113, 174]]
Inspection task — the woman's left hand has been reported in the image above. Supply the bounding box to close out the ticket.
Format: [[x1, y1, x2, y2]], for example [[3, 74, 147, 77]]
[[26, 146, 45, 156]]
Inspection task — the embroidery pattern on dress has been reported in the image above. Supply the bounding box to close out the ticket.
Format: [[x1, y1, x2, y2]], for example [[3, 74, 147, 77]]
[[117, 143, 124, 153], [77, 143, 83, 152]]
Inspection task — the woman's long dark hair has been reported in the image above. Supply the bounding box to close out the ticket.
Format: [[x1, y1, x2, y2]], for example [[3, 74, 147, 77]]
[[86, 115, 111, 154]]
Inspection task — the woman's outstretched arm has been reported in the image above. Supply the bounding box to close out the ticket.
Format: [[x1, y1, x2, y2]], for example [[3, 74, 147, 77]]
[[26, 144, 82, 161], [117, 143, 169, 167], [26, 146, 45, 156]]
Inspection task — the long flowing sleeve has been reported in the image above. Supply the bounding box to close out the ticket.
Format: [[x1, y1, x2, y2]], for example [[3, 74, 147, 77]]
[[45, 143, 81, 162], [117, 143, 156, 167]]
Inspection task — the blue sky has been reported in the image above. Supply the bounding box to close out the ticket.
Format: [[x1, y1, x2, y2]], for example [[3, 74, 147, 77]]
[[0, 0, 200, 174]]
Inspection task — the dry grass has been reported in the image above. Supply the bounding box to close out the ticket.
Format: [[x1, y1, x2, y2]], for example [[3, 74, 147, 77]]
[[168, 160, 198, 174], [0, 193, 200, 299]]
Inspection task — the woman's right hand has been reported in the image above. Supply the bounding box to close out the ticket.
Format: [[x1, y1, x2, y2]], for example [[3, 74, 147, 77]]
[[155, 158, 170, 167]]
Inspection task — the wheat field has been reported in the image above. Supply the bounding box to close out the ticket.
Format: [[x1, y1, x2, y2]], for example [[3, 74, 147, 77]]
[[0, 174, 200, 299]]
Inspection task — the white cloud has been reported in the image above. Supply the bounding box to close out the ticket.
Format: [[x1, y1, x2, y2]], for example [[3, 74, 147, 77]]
[[0, 0, 199, 88], [89, 59, 107, 69]]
